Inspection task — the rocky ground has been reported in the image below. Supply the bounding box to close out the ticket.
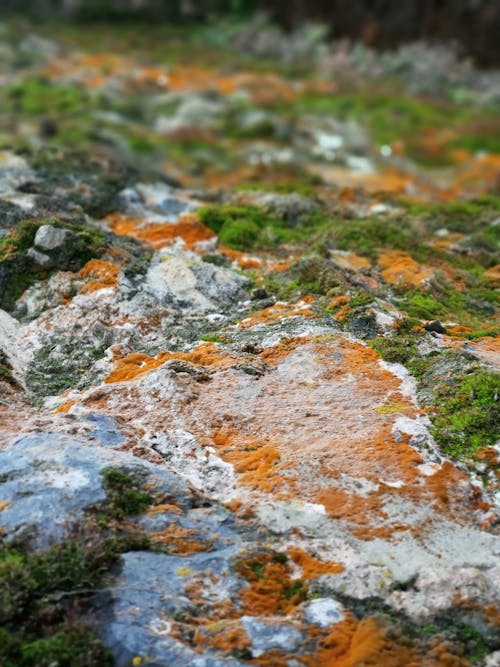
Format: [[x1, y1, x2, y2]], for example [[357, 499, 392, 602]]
[[0, 19, 499, 667]]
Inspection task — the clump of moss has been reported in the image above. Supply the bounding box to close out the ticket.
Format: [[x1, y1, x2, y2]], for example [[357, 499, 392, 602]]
[[0, 352, 16, 385], [4, 77, 88, 116], [0, 218, 105, 311], [100, 467, 153, 519], [197, 205, 267, 250], [371, 335, 419, 366], [0, 536, 118, 666], [430, 369, 499, 459], [197, 204, 318, 251], [0, 466, 157, 666]]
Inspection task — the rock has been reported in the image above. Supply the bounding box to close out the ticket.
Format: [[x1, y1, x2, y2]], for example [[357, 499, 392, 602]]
[[33, 224, 75, 252], [94, 550, 245, 667], [241, 617, 303, 658], [26, 247, 54, 270], [0, 307, 28, 386], [425, 319, 447, 334], [145, 248, 249, 313], [303, 598, 345, 627], [0, 432, 195, 547]]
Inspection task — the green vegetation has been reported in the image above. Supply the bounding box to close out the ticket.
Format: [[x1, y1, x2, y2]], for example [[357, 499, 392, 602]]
[[370, 333, 419, 365], [198, 204, 283, 250], [0, 538, 116, 666], [0, 466, 159, 666], [100, 467, 154, 519], [4, 77, 88, 116], [0, 218, 105, 311], [287, 91, 500, 165], [430, 369, 500, 458]]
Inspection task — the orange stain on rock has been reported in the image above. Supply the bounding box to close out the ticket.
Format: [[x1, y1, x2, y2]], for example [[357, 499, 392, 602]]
[[236, 552, 307, 616], [149, 523, 210, 555], [289, 546, 343, 577], [330, 251, 372, 271], [308, 617, 417, 667], [79, 259, 120, 293], [238, 302, 317, 328], [378, 251, 433, 286], [53, 399, 76, 414], [105, 343, 242, 383], [106, 212, 216, 250]]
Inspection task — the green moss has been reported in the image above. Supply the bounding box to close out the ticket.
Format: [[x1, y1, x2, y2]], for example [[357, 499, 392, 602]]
[[283, 579, 307, 601], [100, 467, 153, 519], [200, 334, 230, 343], [288, 91, 498, 166], [370, 335, 419, 365], [19, 628, 113, 667], [0, 218, 105, 311], [197, 205, 274, 250], [0, 537, 128, 666], [0, 475, 156, 666], [430, 369, 500, 459], [219, 219, 260, 250], [4, 77, 88, 116], [404, 292, 442, 320]]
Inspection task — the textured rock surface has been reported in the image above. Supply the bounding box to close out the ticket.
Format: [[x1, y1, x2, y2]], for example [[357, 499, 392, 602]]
[[0, 20, 499, 667]]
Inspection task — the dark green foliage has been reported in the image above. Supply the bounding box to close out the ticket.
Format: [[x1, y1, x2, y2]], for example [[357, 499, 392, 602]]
[[0, 537, 118, 666], [100, 467, 154, 519], [0, 468, 157, 666], [197, 204, 320, 251]]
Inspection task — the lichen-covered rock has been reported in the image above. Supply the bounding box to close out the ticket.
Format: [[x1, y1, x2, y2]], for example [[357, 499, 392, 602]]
[[0, 22, 499, 666]]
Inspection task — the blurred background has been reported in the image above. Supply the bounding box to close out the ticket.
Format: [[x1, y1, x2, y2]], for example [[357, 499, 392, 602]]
[[2, 0, 500, 66]]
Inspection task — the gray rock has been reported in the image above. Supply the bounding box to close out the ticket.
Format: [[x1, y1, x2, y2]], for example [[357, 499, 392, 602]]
[[34, 224, 75, 252], [94, 550, 245, 667], [145, 249, 248, 313], [27, 247, 54, 270], [303, 598, 344, 627], [241, 617, 303, 658], [0, 433, 194, 546]]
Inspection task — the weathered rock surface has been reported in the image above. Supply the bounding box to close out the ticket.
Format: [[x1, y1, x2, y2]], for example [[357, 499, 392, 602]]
[[0, 21, 499, 667]]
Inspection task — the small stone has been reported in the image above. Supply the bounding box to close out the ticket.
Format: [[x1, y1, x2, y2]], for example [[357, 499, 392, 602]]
[[304, 598, 345, 627], [34, 224, 74, 252], [27, 247, 53, 270], [425, 320, 446, 334], [251, 287, 269, 300]]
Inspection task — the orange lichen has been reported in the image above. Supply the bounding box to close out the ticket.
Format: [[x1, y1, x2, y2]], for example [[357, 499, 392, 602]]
[[328, 295, 350, 310], [308, 617, 418, 667], [212, 428, 291, 495], [378, 251, 433, 286], [146, 503, 182, 516], [106, 212, 216, 250], [193, 622, 251, 655], [149, 523, 210, 555], [238, 302, 317, 328], [53, 399, 76, 414], [330, 251, 371, 271], [105, 343, 241, 383], [483, 264, 500, 284], [288, 546, 343, 577], [79, 259, 120, 293], [236, 552, 308, 616]]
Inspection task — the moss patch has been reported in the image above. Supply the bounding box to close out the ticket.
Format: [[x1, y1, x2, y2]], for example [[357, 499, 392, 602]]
[[0, 218, 105, 311], [430, 369, 500, 459], [99, 467, 154, 520]]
